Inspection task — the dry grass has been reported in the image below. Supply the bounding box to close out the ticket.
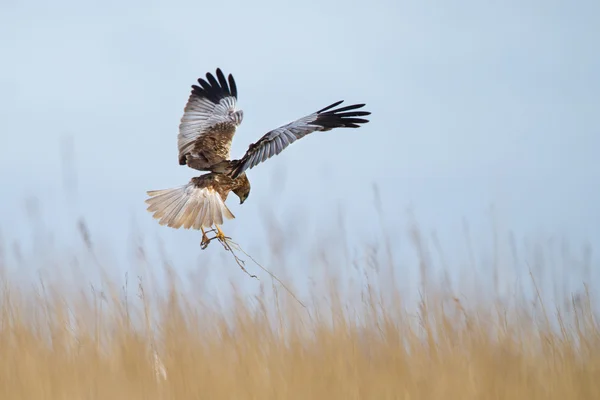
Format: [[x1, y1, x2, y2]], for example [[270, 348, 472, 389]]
[[0, 215, 598, 400]]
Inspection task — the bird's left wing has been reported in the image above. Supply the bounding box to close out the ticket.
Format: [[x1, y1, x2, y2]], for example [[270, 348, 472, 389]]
[[177, 68, 243, 166], [229, 100, 370, 178]]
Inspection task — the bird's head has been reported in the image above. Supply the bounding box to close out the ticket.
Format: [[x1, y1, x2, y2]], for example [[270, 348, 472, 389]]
[[232, 173, 251, 205]]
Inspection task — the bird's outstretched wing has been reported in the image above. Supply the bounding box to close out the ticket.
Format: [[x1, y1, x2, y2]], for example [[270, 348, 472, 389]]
[[229, 101, 370, 178], [177, 68, 244, 170]]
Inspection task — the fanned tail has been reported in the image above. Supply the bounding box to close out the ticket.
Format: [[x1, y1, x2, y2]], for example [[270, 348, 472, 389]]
[[145, 183, 234, 230]]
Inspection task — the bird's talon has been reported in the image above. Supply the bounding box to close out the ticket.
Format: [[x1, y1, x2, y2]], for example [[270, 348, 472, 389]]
[[200, 236, 210, 249], [200, 227, 213, 249], [215, 226, 227, 243]]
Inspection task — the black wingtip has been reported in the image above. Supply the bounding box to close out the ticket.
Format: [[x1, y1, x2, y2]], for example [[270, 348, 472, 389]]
[[190, 68, 238, 103], [316, 100, 345, 114], [216, 68, 230, 94], [311, 101, 371, 129], [229, 73, 237, 99]]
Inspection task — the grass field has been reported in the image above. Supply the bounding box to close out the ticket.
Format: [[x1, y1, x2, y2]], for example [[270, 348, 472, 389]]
[[0, 218, 598, 399]]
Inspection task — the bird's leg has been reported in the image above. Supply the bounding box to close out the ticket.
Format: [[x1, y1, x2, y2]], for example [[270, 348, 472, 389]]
[[200, 227, 211, 249], [199, 226, 228, 249], [215, 225, 227, 242]]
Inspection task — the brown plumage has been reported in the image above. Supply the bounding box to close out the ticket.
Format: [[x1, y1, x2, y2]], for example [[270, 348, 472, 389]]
[[146, 68, 371, 242], [192, 172, 251, 205], [182, 124, 237, 170]]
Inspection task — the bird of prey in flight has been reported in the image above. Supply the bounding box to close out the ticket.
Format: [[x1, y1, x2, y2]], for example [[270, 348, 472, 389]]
[[145, 68, 371, 246]]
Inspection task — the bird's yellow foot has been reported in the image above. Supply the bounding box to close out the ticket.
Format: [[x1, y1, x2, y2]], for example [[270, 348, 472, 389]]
[[215, 225, 227, 242]]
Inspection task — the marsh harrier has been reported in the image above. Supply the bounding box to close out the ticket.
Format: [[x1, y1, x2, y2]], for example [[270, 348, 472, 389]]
[[145, 68, 371, 245]]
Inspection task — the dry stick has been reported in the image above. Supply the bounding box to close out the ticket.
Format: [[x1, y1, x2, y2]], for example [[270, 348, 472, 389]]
[[201, 229, 307, 310], [200, 229, 257, 279]]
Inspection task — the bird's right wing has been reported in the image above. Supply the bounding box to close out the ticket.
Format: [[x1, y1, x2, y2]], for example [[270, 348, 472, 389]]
[[177, 68, 243, 166], [229, 101, 370, 178]]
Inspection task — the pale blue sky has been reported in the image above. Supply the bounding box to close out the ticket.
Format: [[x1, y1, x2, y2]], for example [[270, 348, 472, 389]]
[[1, 0, 599, 303]]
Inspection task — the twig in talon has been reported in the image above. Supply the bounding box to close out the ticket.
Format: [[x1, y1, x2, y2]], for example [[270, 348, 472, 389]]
[[200, 232, 219, 250], [200, 237, 214, 250], [200, 228, 228, 250]]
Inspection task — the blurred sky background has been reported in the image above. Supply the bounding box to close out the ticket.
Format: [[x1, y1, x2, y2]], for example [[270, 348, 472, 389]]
[[1, 0, 599, 304]]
